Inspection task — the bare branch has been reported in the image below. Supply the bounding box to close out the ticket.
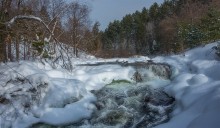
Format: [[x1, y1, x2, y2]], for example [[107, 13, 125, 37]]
[[5, 15, 72, 70], [6, 15, 42, 27]]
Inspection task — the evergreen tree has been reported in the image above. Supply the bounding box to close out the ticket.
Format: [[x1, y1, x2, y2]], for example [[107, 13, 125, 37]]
[[120, 14, 135, 53], [104, 20, 122, 50], [200, 8, 220, 42], [149, 3, 160, 22], [178, 24, 203, 48], [90, 21, 101, 52]]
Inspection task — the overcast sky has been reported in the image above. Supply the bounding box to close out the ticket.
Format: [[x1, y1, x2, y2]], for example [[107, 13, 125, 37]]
[[76, 0, 164, 30]]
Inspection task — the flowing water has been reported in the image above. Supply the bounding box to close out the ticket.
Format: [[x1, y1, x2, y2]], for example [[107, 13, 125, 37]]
[[83, 83, 174, 128], [33, 62, 175, 128]]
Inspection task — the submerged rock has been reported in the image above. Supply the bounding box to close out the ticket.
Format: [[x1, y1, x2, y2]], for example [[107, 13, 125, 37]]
[[133, 71, 143, 83]]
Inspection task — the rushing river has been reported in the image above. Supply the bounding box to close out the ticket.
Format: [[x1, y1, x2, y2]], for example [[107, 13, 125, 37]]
[[33, 62, 175, 128]]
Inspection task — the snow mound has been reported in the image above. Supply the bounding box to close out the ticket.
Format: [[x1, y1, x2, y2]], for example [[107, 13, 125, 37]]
[[154, 42, 220, 128], [39, 94, 96, 126], [0, 62, 97, 128]]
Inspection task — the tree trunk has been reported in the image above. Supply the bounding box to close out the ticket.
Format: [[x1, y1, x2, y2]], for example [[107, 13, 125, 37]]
[[23, 40, 26, 60], [74, 43, 78, 57], [16, 37, 19, 61], [7, 35, 12, 61], [27, 41, 31, 60], [3, 34, 7, 62], [0, 32, 4, 62]]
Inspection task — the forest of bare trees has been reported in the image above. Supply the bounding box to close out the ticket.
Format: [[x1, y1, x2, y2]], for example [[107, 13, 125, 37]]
[[0, 0, 99, 64]]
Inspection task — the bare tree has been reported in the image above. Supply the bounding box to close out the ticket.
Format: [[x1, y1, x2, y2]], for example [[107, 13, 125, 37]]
[[65, 2, 90, 57], [0, 0, 11, 62], [158, 15, 178, 54], [0, 0, 93, 66]]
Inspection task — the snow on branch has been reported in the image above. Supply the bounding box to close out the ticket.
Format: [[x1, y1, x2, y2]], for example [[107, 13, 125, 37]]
[[5, 15, 56, 42], [5, 15, 54, 39], [6, 15, 43, 27], [5, 15, 73, 71]]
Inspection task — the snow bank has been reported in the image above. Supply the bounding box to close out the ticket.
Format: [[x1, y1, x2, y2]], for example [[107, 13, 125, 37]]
[[0, 61, 97, 128], [40, 94, 96, 126], [154, 43, 220, 128]]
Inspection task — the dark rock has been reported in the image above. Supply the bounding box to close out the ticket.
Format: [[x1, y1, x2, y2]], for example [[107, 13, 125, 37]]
[[0, 96, 9, 104], [133, 71, 143, 83]]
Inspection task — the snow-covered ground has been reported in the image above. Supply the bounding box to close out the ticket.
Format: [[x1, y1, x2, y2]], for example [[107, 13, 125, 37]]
[[153, 42, 220, 128], [0, 42, 220, 128]]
